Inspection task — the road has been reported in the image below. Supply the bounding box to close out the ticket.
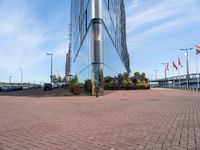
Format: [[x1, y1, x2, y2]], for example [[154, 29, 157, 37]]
[[0, 89, 200, 149]]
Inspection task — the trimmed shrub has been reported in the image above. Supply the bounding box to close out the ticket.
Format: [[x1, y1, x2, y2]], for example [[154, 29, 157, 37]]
[[73, 85, 81, 95], [135, 81, 150, 89], [84, 79, 92, 93], [68, 75, 80, 95]]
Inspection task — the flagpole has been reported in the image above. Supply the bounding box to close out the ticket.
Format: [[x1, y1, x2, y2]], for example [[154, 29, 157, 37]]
[[168, 69, 171, 78], [178, 57, 181, 89], [180, 48, 193, 90], [167, 66, 171, 87], [162, 63, 168, 88], [178, 65, 181, 89], [196, 54, 199, 89], [171, 62, 173, 88]]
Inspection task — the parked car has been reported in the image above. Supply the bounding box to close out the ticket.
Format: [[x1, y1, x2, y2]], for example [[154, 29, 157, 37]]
[[10, 86, 18, 91], [23, 86, 32, 90], [44, 83, 52, 91], [61, 84, 66, 88], [17, 86, 23, 91], [1, 86, 12, 92], [52, 84, 58, 89], [34, 85, 41, 89], [0, 87, 2, 92]]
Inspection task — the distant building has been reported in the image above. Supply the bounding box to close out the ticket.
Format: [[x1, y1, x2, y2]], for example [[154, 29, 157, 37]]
[[70, 0, 130, 95], [65, 49, 71, 82]]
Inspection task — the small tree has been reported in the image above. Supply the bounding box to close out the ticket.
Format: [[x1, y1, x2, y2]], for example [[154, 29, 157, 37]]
[[122, 72, 129, 79], [68, 75, 79, 93], [117, 74, 123, 89], [84, 79, 92, 93], [52, 75, 58, 83], [62, 77, 66, 83], [134, 72, 141, 79], [122, 79, 127, 89], [73, 85, 81, 95], [141, 73, 146, 80], [57, 75, 62, 83]]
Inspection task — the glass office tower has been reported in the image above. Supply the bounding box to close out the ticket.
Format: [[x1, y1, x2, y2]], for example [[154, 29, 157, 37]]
[[70, 0, 130, 95]]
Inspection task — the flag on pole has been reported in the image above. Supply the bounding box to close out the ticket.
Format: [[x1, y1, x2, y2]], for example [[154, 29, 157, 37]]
[[178, 57, 183, 67], [196, 45, 200, 55], [173, 61, 178, 70]]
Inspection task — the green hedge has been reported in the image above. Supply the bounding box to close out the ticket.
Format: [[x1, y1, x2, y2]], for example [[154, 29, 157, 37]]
[[135, 81, 150, 89], [73, 85, 81, 95], [68, 75, 81, 95]]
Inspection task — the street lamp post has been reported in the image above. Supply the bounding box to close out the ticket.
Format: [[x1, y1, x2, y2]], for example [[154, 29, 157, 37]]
[[180, 48, 193, 89], [9, 76, 12, 86], [19, 68, 23, 85], [162, 63, 168, 88], [46, 53, 53, 85]]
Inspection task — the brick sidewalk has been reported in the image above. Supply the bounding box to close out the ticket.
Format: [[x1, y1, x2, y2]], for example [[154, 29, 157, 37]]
[[0, 89, 200, 150]]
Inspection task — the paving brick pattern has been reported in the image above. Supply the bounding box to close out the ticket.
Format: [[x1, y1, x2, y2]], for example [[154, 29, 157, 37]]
[[0, 89, 200, 150]]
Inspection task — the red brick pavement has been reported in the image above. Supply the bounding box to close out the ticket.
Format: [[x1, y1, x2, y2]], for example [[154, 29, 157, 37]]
[[0, 89, 200, 150]]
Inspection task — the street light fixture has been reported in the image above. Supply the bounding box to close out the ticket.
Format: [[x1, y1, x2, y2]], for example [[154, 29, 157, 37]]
[[46, 53, 53, 85]]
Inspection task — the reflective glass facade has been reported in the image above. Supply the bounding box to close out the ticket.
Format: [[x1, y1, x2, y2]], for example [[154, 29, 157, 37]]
[[70, 0, 130, 95]]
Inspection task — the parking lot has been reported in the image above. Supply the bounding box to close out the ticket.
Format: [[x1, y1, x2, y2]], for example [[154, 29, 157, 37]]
[[0, 87, 73, 97], [0, 89, 200, 149]]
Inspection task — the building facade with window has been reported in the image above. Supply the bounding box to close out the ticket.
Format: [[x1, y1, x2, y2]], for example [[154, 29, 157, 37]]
[[70, 0, 130, 95]]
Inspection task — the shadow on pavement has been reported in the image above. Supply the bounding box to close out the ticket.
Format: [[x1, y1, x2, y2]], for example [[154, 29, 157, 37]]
[[0, 88, 118, 98], [0, 88, 74, 98]]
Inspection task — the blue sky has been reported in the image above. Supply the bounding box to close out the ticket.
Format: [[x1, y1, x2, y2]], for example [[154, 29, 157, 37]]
[[0, 0, 200, 83]]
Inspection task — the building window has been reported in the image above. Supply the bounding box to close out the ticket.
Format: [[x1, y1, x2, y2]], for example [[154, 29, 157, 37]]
[[85, 10, 87, 32]]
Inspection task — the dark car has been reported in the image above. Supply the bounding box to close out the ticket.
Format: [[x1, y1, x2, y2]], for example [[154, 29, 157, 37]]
[[0, 87, 2, 92], [16, 86, 23, 91], [34, 85, 41, 89], [1, 86, 12, 92], [44, 83, 52, 91], [10, 86, 18, 91]]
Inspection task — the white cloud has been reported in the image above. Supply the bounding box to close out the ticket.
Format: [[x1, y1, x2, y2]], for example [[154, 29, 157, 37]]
[[126, 0, 200, 50], [0, 0, 68, 74], [0, 2, 43, 71]]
